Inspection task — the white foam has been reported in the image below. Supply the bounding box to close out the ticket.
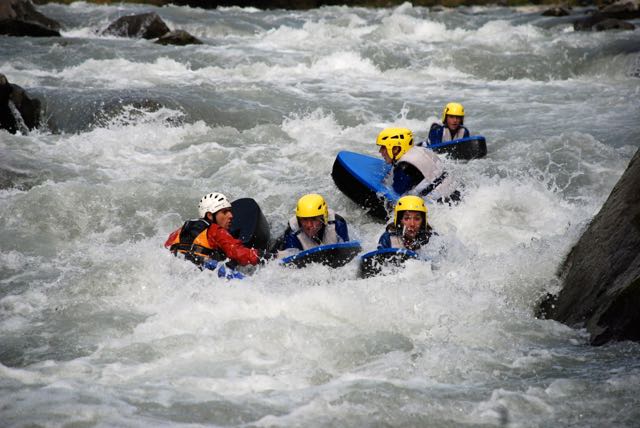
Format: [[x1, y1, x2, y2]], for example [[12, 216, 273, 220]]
[[1, 3, 639, 426]]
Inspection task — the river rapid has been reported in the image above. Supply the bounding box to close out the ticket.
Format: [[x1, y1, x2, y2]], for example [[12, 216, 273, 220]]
[[1, 2, 639, 427]]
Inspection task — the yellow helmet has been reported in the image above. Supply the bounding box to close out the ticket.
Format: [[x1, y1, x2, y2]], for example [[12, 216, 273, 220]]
[[394, 195, 427, 226], [376, 127, 414, 161], [296, 193, 328, 224], [441, 102, 465, 123]]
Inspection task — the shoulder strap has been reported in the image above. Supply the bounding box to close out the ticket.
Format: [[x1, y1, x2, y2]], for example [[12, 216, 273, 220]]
[[419, 171, 448, 197]]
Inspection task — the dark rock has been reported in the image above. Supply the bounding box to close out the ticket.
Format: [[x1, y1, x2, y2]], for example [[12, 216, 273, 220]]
[[155, 30, 203, 46], [0, 74, 42, 134], [0, 75, 15, 133], [0, 18, 61, 37], [0, 0, 61, 37], [0, 0, 60, 30], [594, 17, 636, 29], [600, 1, 640, 19], [574, 0, 639, 30], [538, 149, 640, 345], [542, 7, 571, 16], [102, 12, 170, 40], [573, 12, 608, 30]]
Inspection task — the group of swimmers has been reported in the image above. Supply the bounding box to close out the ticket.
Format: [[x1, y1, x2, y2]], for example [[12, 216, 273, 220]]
[[164, 102, 470, 268]]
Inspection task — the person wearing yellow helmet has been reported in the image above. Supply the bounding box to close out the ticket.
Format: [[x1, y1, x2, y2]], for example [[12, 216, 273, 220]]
[[274, 193, 350, 251], [426, 102, 470, 145], [376, 127, 460, 203], [377, 196, 434, 251]]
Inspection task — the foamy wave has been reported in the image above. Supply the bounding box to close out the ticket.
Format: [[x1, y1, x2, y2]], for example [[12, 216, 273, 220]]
[[472, 20, 546, 51], [57, 57, 192, 88]]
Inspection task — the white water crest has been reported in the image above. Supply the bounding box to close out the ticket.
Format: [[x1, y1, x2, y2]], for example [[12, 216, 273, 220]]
[[1, 2, 639, 427]]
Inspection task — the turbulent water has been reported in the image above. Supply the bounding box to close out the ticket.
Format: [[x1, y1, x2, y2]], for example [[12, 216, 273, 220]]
[[1, 2, 639, 426]]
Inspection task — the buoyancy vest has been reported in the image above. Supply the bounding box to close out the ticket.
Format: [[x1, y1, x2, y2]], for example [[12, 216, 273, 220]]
[[398, 147, 456, 199], [287, 209, 341, 251], [168, 218, 224, 263], [441, 125, 467, 142], [386, 226, 432, 251], [427, 123, 469, 144]]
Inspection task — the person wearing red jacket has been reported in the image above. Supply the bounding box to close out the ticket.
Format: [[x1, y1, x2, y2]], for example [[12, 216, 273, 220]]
[[164, 192, 264, 267]]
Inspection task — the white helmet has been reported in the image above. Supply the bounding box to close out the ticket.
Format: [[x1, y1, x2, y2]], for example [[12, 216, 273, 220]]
[[198, 192, 231, 218]]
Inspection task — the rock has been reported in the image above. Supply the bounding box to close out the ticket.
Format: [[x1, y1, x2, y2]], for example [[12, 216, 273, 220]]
[[594, 17, 636, 29], [102, 12, 170, 39], [538, 149, 640, 345], [0, 0, 61, 37], [542, 7, 571, 16], [155, 30, 203, 46], [572, 12, 635, 30], [0, 18, 61, 37], [0, 74, 41, 134], [600, 0, 640, 19], [573, 13, 608, 30], [574, 0, 638, 30]]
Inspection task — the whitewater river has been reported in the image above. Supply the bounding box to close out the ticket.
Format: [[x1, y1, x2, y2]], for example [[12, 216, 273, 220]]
[[1, 2, 639, 426]]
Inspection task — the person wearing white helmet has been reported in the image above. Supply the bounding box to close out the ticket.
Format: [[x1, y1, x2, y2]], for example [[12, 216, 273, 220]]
[[425, 102, 470, 145], [164, 192, 266, 266]]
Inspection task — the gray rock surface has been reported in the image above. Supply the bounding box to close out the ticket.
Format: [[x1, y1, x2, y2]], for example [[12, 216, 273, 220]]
[[102, 12, 170, 39], [0, 0, 61, 37], [538, 149, 640, 345], [0, 74, 42, 134], [155, 30, 203, 46]]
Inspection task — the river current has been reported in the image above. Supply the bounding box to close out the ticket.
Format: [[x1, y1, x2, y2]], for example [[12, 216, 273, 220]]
[[1, 2, 639, 427]]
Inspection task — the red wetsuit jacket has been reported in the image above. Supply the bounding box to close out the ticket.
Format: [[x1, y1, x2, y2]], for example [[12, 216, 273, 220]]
[[165, 220, 259, 266]]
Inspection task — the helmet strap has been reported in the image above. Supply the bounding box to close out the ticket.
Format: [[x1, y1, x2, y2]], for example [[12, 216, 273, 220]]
[[311, 224, 325, 244]]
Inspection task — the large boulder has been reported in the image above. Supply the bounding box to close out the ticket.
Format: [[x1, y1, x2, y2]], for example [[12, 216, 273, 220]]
[[542, 7, 571, 16], [593, 17, 636, 30], [0, 0, 61, 37], [0, 74, 42, 134], [599, 0, 640, 19], [573, 1, 639, 30], [538, 149, 640, 345], [102, 12, 170, 39], [155, 30, 203, 46]]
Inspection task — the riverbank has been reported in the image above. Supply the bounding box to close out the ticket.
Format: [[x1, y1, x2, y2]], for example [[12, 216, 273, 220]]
[[32, 0, 605, 10]]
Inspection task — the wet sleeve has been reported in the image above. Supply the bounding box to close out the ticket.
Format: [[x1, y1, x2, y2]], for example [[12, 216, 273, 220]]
[[334, 215, 350, 242], [208, 227, 259, 266], [282, 227, 303, 251], [377, 232, 391, 249], [392, 162, 424, 194], [463, 127, 470, 138], [428, 123, 442, 144], [164, 227, 181, 248]]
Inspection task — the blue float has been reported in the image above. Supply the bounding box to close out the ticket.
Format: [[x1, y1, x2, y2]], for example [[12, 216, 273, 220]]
[[280, 241, 363, 269], [423, 135, 487, 160], [358, 247, 420, 278]]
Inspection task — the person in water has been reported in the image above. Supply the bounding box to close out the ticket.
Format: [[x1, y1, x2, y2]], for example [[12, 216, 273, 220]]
[[376, 127, 460, 203], [378, 195, 434, 251], [425, 102, 470, 145], [164, 192, 270, 267], [275, 193, 350, 251]]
